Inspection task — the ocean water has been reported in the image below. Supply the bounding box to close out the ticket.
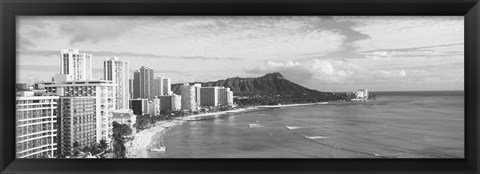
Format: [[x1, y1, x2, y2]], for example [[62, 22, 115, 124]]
[[150, 91, 464, 158]]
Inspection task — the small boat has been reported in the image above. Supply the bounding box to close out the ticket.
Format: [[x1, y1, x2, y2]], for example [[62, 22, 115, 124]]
[[150, 135, 166, 152]]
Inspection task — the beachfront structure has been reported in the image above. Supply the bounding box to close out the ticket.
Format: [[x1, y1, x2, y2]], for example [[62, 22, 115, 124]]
[[181, 84, 199, 111], [158, 94, 182, 112], [129, 79, 134, 100], [16, 93, 59, 158], [172, 94, 182, 111], [129, 99, 149, 116], [163, 78, 172, 95], [217, 87, 228, 106], [355, 89, 369, 100], [133, 66, 154, 99], [154, 77, 173, 97], [44, 80, 116, 144], [227, 90, 234, 105], [159, 95, 172, 112], [153, 78, 162, 97], [34, 82, 55, 90], [148, 98, 161, 116], [214, 87, 233, 106], [104, 57, 129, 110], [58, 97, 97, 156], [112, 109, 136, 127], [200, 87, 219, 106], [16, 90, 34, 97], [16, 83, 29, 91], [194, 83, 202, 106], [59, 49, 92, 81]]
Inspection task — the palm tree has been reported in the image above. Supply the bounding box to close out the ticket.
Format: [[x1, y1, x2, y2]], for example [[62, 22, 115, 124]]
[[99, 139, 108, 150], [73, 141, 79, 148]]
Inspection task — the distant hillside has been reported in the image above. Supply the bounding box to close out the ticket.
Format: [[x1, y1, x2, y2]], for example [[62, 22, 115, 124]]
[[171, 72, 326, 95]]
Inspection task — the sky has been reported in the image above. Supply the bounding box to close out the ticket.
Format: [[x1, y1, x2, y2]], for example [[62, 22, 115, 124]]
[[16, 16, 464, 92]]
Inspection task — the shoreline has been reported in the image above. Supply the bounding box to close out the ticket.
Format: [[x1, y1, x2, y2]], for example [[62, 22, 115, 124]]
[[125, 120, 184, 158], [125, 101, 328, 158]]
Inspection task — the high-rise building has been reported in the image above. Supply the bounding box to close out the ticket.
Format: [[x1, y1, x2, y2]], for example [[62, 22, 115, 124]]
[[153, 77, 163, 97], [129, 99, 149, 116], [354, 89, 369, 100], [217, 87, 228, 106], [200, 87, 219, 106], [227, 90, 234, 105], [163, 78, 172, 95], [148, 98, 161, 116], [153, 77, 172, 97], [181, 84, 198, 111], [60, 49, 92, 81], [158, 96, 172, 113], [133, 66, 154, 99], [193, 83, 202, 106], [44, 80, 116, 144], [159, 94, 182, 112], [129, 79, 134, 100], [16, 93, 59, 158], [172, 94, 182, 111], [104, 57, 129, 110], [58, 97, 96, 156]]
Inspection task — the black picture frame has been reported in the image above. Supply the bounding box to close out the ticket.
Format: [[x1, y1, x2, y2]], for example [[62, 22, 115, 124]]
[[1, 0, 479, 173]]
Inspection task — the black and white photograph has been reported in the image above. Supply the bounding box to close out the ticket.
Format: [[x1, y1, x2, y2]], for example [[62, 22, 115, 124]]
[[15, 16, 464, 159]]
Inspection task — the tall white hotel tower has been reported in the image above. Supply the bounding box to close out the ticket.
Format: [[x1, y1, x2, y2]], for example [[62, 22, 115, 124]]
[[104, 57, 129, 109], [59, 49, 92, 81], [46, 49, 116, 145]]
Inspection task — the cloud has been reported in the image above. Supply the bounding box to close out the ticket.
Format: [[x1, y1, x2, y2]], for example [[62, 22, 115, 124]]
[[250, 59, 407, 87], [17, 38, 37, 50], [358, 43, 464, 62], [18, 65, 59, 72], [345, 16, 463, 51], [17, 49, 243, 61], [301, 16, 371, 44], [57, 17, 137, 44]]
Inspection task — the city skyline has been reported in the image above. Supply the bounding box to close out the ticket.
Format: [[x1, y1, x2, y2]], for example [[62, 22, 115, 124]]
[[17, 16, 464, 92]]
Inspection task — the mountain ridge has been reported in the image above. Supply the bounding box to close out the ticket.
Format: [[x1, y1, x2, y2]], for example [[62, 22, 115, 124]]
[[171, 72, 324, 95]]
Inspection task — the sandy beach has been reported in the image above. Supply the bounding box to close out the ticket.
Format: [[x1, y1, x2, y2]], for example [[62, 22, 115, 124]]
[[257, 102, 328, 108], [125, 120, 184, 158]]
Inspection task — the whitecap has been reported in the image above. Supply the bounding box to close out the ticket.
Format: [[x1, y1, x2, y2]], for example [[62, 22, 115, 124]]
[[285, 126, 303, 130], [305, 136, 328, 139], [249, 123, 263, 128]]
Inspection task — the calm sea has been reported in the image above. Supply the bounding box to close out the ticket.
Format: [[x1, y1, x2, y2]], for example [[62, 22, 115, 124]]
[[150, 91, 464, 158]]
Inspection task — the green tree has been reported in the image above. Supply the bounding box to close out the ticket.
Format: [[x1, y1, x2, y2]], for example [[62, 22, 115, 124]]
[[99, 139, 108, 150], [112, 132, 126, 158], [113, 121, 132, 136], [112, 121, 133, 158], [73, 141, 79, 148], [89, 143, 100, 155], [83, 145, 91, 153]]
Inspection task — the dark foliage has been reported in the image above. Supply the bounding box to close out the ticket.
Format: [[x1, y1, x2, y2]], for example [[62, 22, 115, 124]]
[[99, 139, 108, 150], [112, 121, 133, 158]]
